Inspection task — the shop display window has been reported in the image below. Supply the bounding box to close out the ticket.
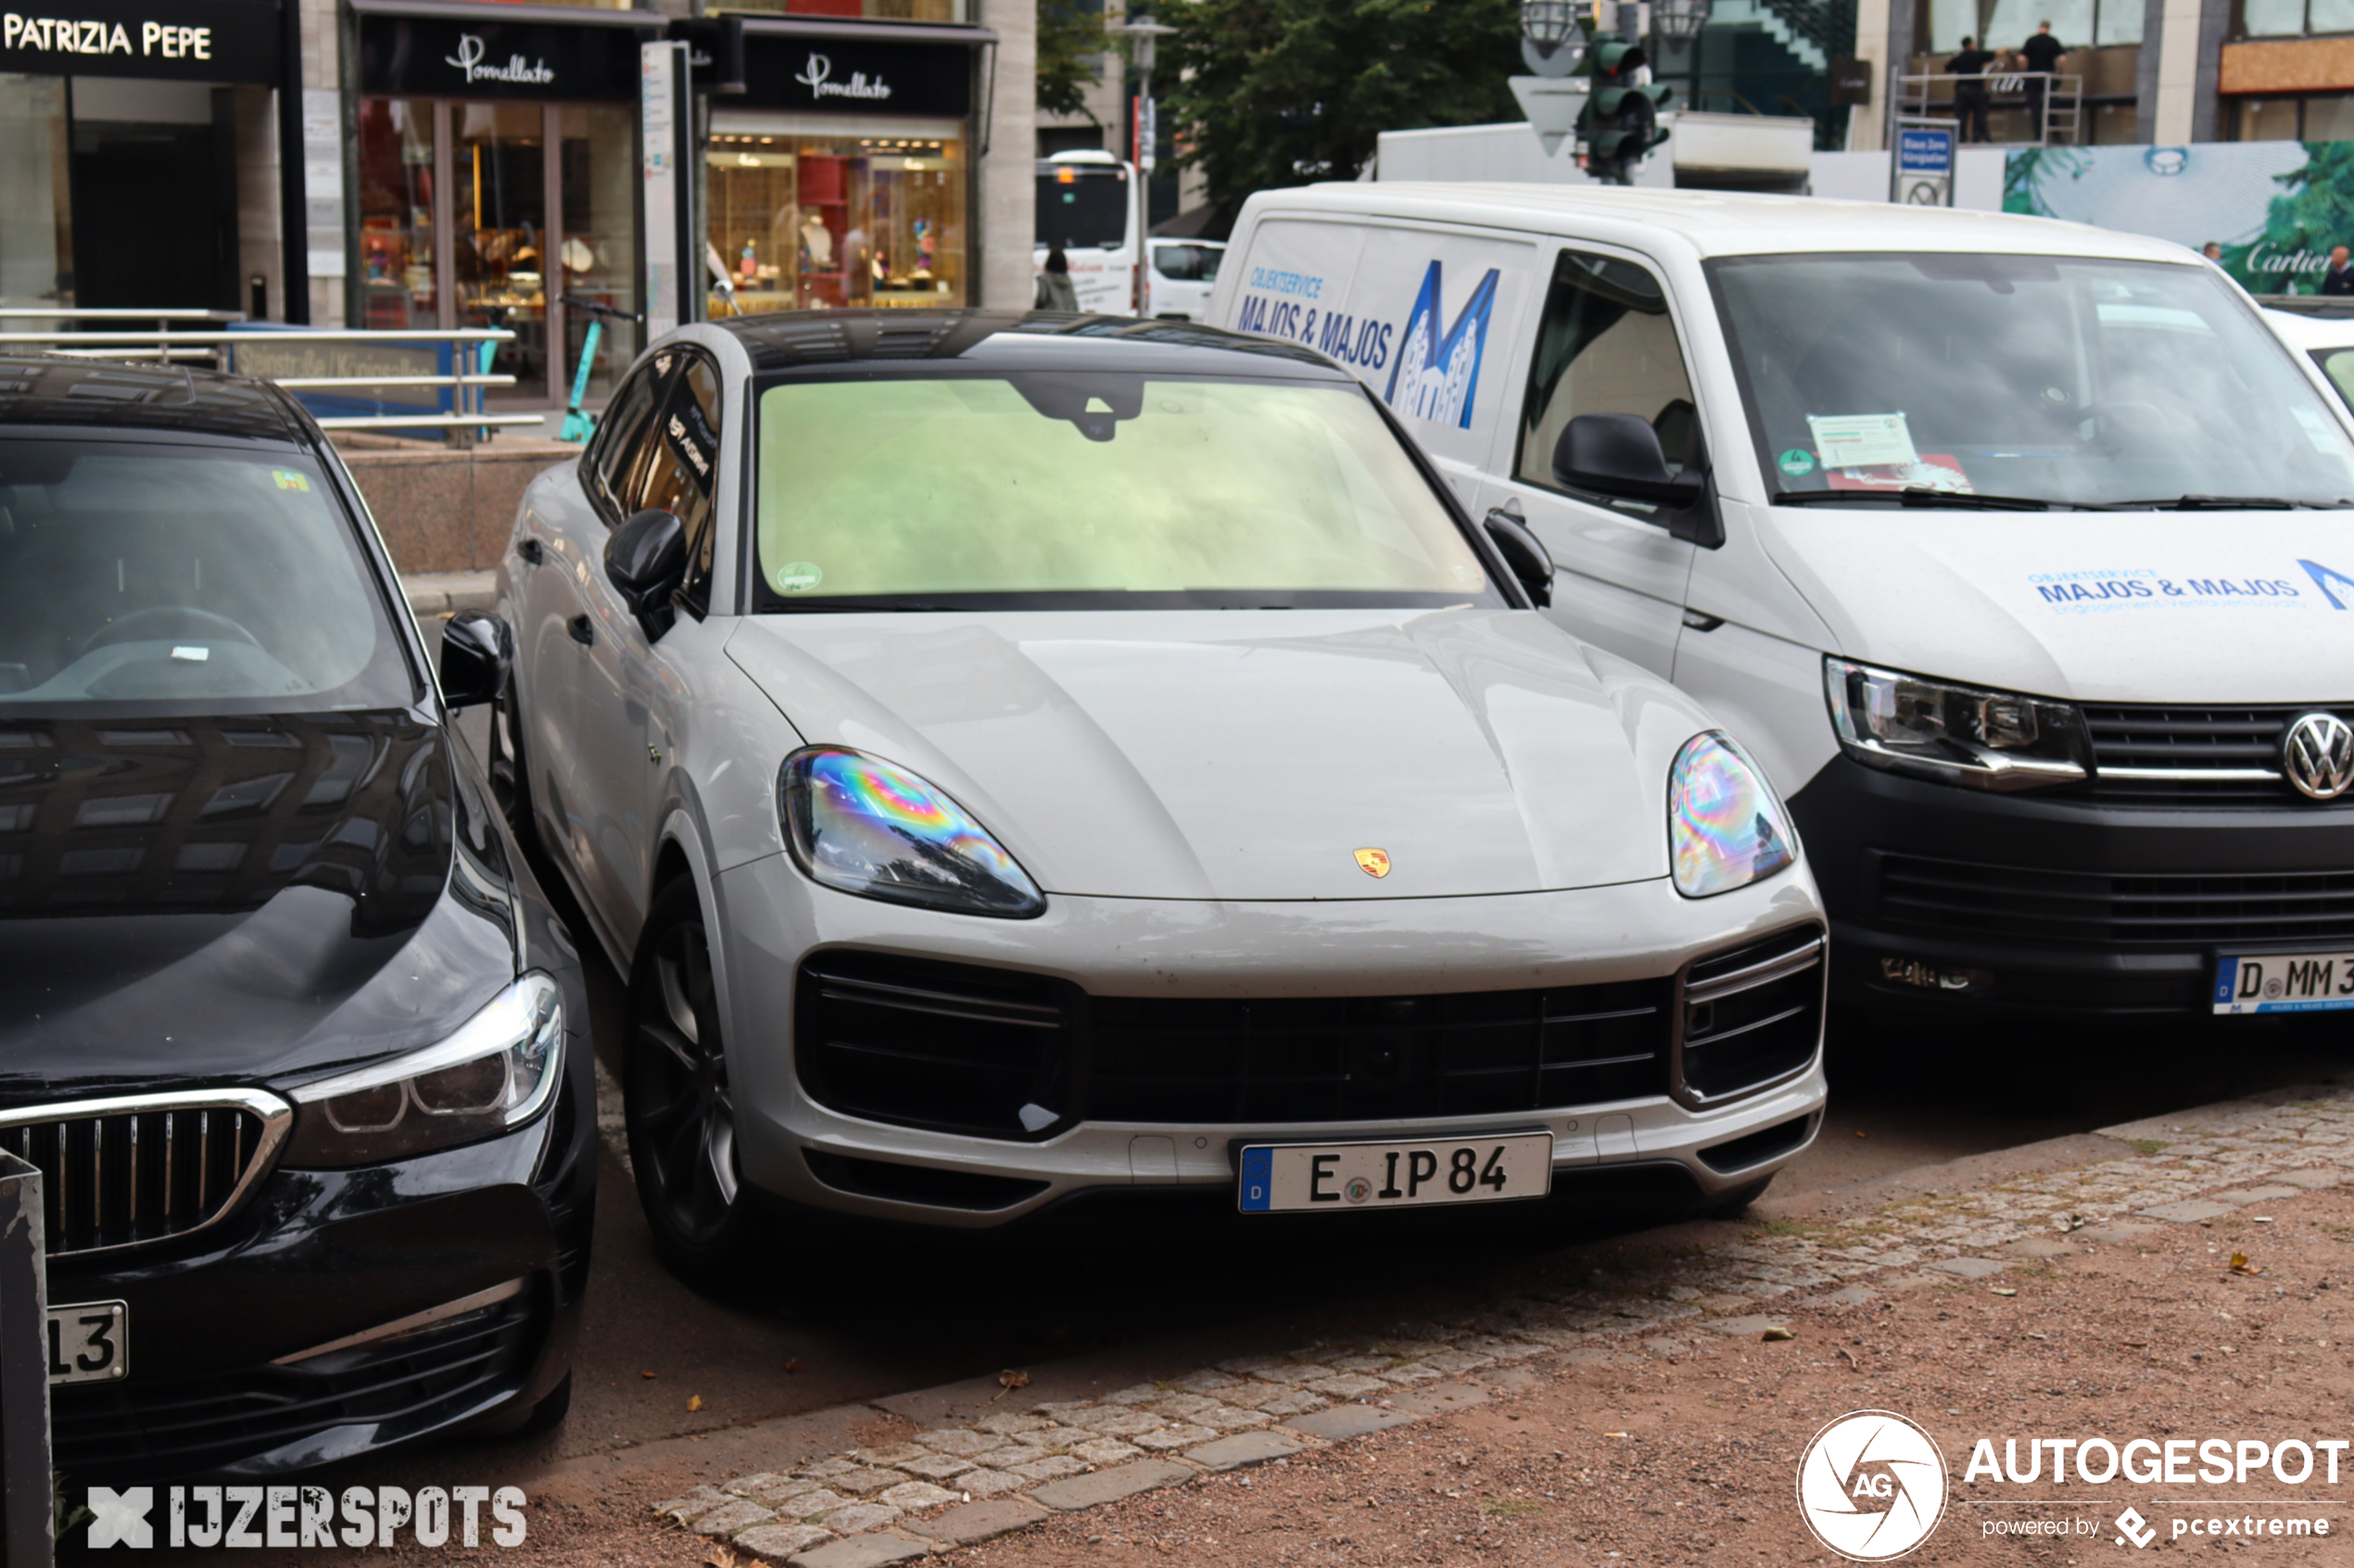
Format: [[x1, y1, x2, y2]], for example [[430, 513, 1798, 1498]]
[[708, 131, 965, 314], [0, 75, 73, 319], [355, 95, 639, 405]]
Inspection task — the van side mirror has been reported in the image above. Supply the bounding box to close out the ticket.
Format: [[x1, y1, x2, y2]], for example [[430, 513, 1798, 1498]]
[[439, 609, 512, 709], [1482, 512, 1554, 608], [605, 508, 688, 633], [1555, 413, 1704, 507]]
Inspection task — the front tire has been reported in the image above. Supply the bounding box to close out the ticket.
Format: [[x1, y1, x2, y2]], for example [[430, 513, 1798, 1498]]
[[625, 877, 765, 1283]]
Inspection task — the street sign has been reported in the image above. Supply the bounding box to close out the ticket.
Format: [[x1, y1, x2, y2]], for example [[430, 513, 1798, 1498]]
[[1893, 126, 1954, 207]]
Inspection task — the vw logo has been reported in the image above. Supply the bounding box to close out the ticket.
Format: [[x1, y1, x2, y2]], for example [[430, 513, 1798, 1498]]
[[2282, 712, 2354, 800]]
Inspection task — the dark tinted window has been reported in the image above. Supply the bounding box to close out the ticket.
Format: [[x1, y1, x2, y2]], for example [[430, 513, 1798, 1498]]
[[1035, 167, 1130, 250], [592, 355, 671, 512], [637, 355, 724, 613], [1152, 244, 1223, 283], [0, 439, 410, 712]]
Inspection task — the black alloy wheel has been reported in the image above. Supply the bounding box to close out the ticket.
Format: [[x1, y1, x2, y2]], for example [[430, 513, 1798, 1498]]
[[625, 877, 763, 1280]]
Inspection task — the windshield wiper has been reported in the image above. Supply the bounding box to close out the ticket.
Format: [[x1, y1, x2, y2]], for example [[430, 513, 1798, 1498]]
[[2105, 495, 2343, 511], [1771, 487, 2055, 511]]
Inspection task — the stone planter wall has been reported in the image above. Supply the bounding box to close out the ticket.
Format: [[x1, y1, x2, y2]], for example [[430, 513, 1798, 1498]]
[[335, 434, 578, 574]]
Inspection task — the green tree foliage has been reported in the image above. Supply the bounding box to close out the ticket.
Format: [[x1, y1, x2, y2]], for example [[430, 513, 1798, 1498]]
[[1039, 0, 1109, 120], [2220, 142, 2354, 294], [1163, 0, 1525, 205]]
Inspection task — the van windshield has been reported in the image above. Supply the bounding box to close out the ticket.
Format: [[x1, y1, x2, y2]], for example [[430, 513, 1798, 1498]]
[[1707, 254, 2354, 509]]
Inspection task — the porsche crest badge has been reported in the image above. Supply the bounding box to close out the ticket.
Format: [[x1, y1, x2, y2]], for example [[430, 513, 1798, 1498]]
[[1354, 847, 1391, 879]]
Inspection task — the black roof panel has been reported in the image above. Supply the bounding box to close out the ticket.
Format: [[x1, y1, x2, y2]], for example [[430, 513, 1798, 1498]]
[[724, 309, 1349, 379], [0, 356, 305, 442]]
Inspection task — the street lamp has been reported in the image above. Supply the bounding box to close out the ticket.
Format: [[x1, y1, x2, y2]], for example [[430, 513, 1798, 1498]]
[[1519, 0, 1583, 76], [1653, 0, 1713, 44], [1107, 11, 1178, 313]]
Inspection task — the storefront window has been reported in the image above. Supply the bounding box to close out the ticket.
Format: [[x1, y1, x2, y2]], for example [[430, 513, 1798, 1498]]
[[357, 99, 438, 330], [708, 128, 965, 314], [451, 103, 551, 403], [0, 75, 73, 321], [716, 1, 969, 23], [559, 103, 639, 401], [2238, 0, 2354, 33]]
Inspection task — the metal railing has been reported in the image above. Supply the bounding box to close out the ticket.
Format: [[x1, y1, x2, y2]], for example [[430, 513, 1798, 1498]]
[[0, 310, 543, 439], [1892, 70, 2082, 146]]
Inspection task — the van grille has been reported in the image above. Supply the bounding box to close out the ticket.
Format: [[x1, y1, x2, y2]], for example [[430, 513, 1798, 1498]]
[[0, 1091, 290, 1258], [1879, 854, 2354, 945], [2073, 703, 2354, 805]]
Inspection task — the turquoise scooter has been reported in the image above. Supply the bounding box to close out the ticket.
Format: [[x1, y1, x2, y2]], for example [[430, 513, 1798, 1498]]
[[556, 296, 642, 443]]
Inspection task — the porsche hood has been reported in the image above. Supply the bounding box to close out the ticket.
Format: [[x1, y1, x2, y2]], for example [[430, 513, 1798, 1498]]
[[727, 609, 1724, 902]]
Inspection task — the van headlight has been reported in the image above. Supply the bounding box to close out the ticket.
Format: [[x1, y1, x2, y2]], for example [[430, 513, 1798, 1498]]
[[1825, 658, 2089, 790], [283, 974, 563, 1168], [1670, 732, 1798, 898], [778, 746, 1046, 918]]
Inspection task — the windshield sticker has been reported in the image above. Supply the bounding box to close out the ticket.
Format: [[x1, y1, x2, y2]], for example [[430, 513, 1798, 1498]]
[[1807, 412, 1919, 469], [1827, 454, 1974, 494], [2027, 567, 2312, 615], [1777, 448, 1816, 478], [775, 561, 822, 594], [272, 470, 310, 491]]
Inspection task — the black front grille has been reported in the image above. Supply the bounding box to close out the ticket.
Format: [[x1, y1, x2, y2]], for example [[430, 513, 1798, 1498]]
[[1880, 853, 2354, 945], [50, 1291, 536, 1481], [0, 1096, 282, 1257], [1677, 927, 1825, 1106], [2072, 703, 2354, 805], [796, 952, 1675, 1137]]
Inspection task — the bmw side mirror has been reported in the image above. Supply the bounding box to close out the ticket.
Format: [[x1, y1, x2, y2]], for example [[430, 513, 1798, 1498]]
[[1556, 413, 1704, 508], [1482, 512, 1554, 608], [439, 609, 513, 709], [605, 508, 688, 633]]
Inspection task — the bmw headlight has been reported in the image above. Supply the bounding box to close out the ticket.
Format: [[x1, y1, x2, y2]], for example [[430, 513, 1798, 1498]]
[[282, 974, 563, 1168], [778, 746, 1045, 918], [1670, 732, 1798, 898], [1825, 658, 2089, 790]]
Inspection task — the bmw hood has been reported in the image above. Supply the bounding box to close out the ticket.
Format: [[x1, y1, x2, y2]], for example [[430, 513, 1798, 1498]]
[[1757, 509, 2354, 702], [727, 609, 1719, 901]]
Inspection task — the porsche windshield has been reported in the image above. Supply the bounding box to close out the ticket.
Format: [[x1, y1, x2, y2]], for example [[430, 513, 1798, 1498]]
[[1708, 254, 2354, 509], [751, 374, 1502, 610]]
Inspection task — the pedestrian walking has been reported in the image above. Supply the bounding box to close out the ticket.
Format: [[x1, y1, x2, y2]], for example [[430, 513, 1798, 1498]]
[[2322, 245, 2354, 296], [1035, 245, 1081, 310], [1948, 35, 1995, 143], [2019, 19, 2067, 142]]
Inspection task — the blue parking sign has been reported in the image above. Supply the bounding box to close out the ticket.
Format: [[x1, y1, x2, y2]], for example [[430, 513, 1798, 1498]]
[[1898, 128, 1955, 175]]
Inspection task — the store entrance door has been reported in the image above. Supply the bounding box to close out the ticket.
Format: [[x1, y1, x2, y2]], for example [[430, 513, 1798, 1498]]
[[70, 83, 236, 310]]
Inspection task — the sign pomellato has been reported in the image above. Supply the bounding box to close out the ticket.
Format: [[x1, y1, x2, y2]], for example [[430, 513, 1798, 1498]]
[[794, 50, 890, 100], [443, 32, 552, 87]]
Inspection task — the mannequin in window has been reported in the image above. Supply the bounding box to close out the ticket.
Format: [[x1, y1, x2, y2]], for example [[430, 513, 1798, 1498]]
[[801, 213, 834, 272]]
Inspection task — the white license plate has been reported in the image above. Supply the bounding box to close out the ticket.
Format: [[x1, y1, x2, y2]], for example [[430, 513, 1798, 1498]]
[[2214, 952, 2354, 1014], [47, 1299, 128, 1385], [1237, 1132, 1552, 1213]]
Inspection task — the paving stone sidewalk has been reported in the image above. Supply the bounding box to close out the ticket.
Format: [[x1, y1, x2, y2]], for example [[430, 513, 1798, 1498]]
[[650, 1088, 2354, 1567]]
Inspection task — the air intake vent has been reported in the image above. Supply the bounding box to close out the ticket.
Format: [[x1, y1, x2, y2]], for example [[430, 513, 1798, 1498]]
[[0, 1090, 290, 1257], [1675, 927, 1825, 1108]]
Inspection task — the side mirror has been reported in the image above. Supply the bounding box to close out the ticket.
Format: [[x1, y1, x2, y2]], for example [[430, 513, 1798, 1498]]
[[605, 508, 688, 625], [1555, 413, 1704, 507], [1483, 512, 1554, 608], [439, 609, 513, 709]]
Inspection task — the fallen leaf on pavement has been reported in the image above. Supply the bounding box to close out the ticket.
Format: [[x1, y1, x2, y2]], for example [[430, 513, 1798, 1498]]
[[785, 1359, 804, 1374], [1761, 1326, 1795, 1342], [687, 1395, 703, 1412], [2057, 1213, 2085, 1233], [2229, 1252, 2265, 1276], [1991, 1287, 2019, 1297], [705, 1548, 740, 1568], [991, 1368, 1031, 1401], [641, 1371, 659, 1379]]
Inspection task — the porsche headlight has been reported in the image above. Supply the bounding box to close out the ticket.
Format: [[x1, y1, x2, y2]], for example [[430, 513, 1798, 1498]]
[[1670, 732, 1798, 898], [1825, 658, 2089, 790], [282, 974, 563, 1168], [778, 746, 1045, 918]]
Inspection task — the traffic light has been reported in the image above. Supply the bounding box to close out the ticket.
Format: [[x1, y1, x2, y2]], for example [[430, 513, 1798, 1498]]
[[1574, 30, 1672, 185]]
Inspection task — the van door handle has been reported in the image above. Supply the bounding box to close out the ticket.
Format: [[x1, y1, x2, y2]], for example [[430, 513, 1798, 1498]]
[[567, 614, 595, 647]]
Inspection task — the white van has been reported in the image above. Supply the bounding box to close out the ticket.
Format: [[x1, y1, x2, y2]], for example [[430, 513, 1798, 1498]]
[[1210, 183, 2354, 1022], [1144, 237, 1226, 320]]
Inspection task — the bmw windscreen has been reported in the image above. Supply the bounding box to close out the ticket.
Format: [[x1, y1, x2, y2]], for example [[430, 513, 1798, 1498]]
[[0, 440, 411, 712], [750, 374, 1504, 610], [1708, 253, 2354, 510]]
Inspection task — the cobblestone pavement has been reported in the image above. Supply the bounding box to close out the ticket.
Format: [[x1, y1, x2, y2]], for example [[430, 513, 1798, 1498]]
[[643, 1086, 2354, 1567]]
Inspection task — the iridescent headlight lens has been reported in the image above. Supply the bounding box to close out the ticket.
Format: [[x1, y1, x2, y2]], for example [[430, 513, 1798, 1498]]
[[1669, 732, 1797, 898], [778, 747, 1045, 918]]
